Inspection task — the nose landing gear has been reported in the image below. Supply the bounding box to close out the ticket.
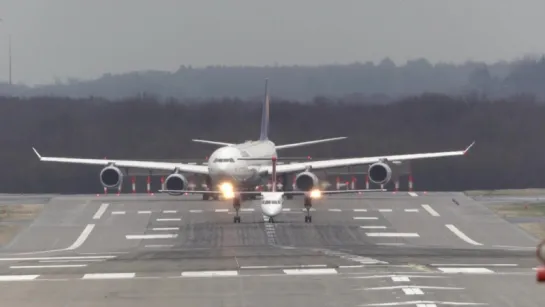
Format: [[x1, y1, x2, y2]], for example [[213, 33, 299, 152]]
[[233, 196, 241, 223], [304, 196, 312, 223]]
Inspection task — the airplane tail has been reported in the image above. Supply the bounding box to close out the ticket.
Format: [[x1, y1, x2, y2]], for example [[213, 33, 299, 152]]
[[259, 79, 270, 141]]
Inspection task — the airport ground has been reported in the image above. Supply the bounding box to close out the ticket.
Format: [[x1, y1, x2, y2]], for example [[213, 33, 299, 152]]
[[0, 190, 542, 306]]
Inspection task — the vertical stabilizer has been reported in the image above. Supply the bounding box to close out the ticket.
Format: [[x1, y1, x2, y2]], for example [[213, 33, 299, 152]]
[[271, 156, 277, 192], [259, 79, 270, 141]]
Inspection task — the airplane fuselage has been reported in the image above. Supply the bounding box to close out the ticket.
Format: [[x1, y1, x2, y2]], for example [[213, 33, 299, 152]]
[[207, 140, 277, 190]]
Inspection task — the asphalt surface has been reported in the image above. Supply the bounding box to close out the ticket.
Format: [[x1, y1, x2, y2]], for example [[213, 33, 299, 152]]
[[0, 191, 542, 306]]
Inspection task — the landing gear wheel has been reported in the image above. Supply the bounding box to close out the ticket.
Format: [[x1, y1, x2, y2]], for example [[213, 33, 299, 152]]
[[233, 196, 241, 224], [234, 216, 241, 223], [304, 215, 312, 223], [268, 217, 275, 223], [304, 196, 312, 223]]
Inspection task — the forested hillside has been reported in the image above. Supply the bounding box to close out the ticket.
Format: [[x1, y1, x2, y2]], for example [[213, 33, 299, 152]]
[[0, 93, 543, 194]]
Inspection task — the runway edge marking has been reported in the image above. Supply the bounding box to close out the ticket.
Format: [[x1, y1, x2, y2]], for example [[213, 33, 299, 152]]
[[445, 224, 482, 246]]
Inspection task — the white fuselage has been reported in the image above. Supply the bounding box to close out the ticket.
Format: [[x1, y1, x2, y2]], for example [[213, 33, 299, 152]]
[[207, 140, 277, 190], [260, 192, 284, 217]]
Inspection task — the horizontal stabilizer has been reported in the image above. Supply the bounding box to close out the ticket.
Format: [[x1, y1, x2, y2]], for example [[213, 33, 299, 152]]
[[192, 139, 233, 146], [275, 137, 347, 150]]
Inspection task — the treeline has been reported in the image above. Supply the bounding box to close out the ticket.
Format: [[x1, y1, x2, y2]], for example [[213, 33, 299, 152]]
[[1, 93, 544, 194], [2, 56, 545, 101]]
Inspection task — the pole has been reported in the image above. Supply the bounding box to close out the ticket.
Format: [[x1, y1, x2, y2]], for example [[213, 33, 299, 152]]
[[8, 34, 11, 85]]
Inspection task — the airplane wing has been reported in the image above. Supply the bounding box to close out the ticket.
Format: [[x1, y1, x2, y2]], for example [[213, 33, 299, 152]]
[[32, 148, 209, 175], [158, 189, 385, 196], [267, 141, 475, 174]]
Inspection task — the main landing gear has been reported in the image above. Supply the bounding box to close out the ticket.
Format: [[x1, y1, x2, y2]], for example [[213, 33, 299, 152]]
[[233, 196, 241, 223], [304, 196, 312, 223], [268, 217, 275, 223]]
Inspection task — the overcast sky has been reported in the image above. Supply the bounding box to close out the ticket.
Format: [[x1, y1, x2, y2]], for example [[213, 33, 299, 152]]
[[0, 0, 544, 85]]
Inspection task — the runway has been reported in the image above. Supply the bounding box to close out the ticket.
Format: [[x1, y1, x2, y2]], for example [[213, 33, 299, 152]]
[[0, 191, 541, 306]]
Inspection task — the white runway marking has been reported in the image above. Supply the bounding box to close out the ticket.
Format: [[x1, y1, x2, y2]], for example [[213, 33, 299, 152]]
[[353, 209, 368, 212], [366, 233, 420, 237], [300, 208, 316, 212], [93, 203, 109, 220], [156, 218, 181, 221], [376, 243, 406, 246], [126, 234, 178, 240], [403, 287, 424, 295], [353, 217, 378, 220], [404, 209, 419, 212], [282, 268, 338, 275], [282, 208, 291, 211], [417, 304, 437, 307], [152, 227, 179, 231], [0, 275, 40, 281], [111, 211, 125, 215], [240, 264, 327, 269], [360, 226, 387, 229], [145, 244, 174, 248], [66, 224, 95, 251], [215, 209, 229, 212], [421, 204, 440, 217], [408, 192, 418, 197], [0, 256, 115, 261], [10, 264, 87, 269], [181, 271, 238, 277], [328, 209, 341, 212], [138, 211, 151, 214], [83, 273, 135, 280], [39, 259, 105, 263], [163, 210, 177, 214], [431, 263, 517, 267], [378, 209, 392, 212], [392, 276, 410, 282], [445, 224, 482, 246], [189, 210, 203, 213], [437, 267, 494, 274], [241, 208, 255, 212]]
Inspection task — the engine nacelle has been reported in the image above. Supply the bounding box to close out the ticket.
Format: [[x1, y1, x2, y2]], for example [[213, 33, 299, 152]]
[[164, 173, 189, 195], [295, 171, 319, 191], [368, 162, 392, 185], [100, 165, 123, 189]]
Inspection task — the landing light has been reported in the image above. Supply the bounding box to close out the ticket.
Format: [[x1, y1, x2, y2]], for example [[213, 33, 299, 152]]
[[219, 182, 235, 199], [310, 189, 322, 199]]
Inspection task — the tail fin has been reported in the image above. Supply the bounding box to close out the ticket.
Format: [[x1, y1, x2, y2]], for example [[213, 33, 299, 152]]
[[259, 79, 270, 141]]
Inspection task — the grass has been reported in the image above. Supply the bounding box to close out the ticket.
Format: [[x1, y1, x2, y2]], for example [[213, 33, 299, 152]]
[[0, 204, 44, 246], [465, 189, 545, 196], [486, 202, 545, 239]]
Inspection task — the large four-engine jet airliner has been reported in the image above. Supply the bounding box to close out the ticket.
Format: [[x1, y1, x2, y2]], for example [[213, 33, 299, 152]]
[[31, 79, 475, 223]]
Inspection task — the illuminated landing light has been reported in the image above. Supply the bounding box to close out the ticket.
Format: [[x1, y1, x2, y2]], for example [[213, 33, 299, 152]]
[[219, 182, 235, 199], [310, 189, 322, 199]]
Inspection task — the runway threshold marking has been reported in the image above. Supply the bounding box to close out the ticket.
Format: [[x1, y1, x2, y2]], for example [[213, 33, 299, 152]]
[[403, 287, 424, 295], [445, 224, 482, 246], [408, 192, 418, 197], [421, 204, 440, 217], [93, 203, 109, 220]]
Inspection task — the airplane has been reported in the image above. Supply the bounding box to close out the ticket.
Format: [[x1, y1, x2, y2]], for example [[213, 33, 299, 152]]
[[31, 79, 475, 224], [163, 156, 385, 223]]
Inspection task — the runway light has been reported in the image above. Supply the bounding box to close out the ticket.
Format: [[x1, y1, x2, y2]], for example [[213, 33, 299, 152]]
[[310, 189, 322, 199]]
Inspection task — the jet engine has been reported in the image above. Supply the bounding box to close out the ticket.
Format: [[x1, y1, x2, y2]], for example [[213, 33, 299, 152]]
[[164, 173, 189, 195], [295, 171, 319, 191], [100, 165, 123, 188], [368, 162, 392, 185]]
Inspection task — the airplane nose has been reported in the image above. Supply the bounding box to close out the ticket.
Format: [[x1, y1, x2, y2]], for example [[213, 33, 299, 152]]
[[261, 204, 281, 217]]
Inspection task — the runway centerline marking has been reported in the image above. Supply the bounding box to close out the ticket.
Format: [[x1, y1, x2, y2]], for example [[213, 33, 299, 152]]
[[83, 273, 136, 279], [283, 268, 338, 275], [353, 217, 378, 220], [392, 276, 410, 282], [0, 275, 40, 281], [361, 226, 387, 229], [353, 209, 367, 212], [163, 210, 177, 214], [145, 244, 174, 248], [0, 256, 115, 261], [126, 234, 178, 240], [138, 211, 151, 214], [404, 209, 419, 212], [328, 209, 341, 212], [181, 271, 238, 277], [157, 218, 181, 221], [378, 209, 392, 212], [421, 204, 440, 217], [10, 264, 87, 269], [215, 209, 229, 212], [365, 233, 420, 237], [152, 227, 179, 231], [437, 267, 494, 274], [111, 211, 125, 215], [445, 224, 482, 246], [93, 203, 109, 220]]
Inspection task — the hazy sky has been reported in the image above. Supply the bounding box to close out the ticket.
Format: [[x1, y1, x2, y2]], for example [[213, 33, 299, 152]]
[[0, 0, 544, 85]]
